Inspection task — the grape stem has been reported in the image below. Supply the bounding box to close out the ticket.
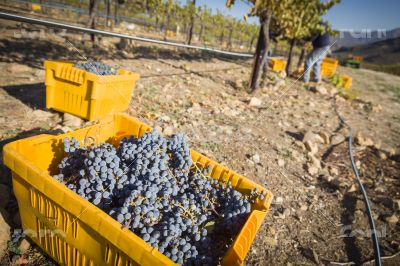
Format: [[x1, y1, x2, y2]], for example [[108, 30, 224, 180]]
[[166, 166, 180, 184], [173, 202, 196, 220], [208, 206, 222, 218], [188, 165, 223, 218]]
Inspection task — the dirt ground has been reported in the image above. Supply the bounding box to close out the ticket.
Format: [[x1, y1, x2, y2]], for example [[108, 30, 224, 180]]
[[0, 20, 399, 266]]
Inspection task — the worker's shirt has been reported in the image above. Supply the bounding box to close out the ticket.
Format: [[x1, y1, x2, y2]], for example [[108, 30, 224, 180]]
[[311, 33, 330, 48]]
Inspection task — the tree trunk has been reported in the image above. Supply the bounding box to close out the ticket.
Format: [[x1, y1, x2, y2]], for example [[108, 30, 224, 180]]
[[259, 14, 271, 89], [88, 0, 97, 43], [219, 30, 224, 45], [248, 35, 256, 52], [105, 0, 111, 27], [155, 17, 159, 30], [297, 47, 306, 69], [249, 13, 271, 92], [198, 23, 204, 41], [285, 38, 296, 76], [145, 0, 151, 14], [39, 0, 44, 13], [164, 13, 170, 40], [227, 27, 233, 49], [186, 0, 196, 45], [187, 22, 194, 44], [114, 0, 118, 24], [249, 28, 265, 91]]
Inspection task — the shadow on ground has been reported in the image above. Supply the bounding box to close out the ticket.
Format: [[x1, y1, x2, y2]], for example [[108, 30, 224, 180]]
[[0, 37, 72, 69], [0, 34, 251, 69], [2, 83, 46, 110], [285, 131, 304, 141], [340, 192, 363, 265], [132, 45, 251, 63]]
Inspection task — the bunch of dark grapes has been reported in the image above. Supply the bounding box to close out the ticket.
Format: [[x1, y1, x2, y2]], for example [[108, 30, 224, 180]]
[[54, 130, 266, 265], [74, 59, 118, 75], [167, 133, 192, 170], [54, 137, 126, 209]]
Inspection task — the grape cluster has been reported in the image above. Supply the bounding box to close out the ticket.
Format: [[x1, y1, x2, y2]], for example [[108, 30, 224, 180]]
[[74, 59, 118, 75], [54, 138, 126, 209], [54, 130, 265, 265], [167, 133, 192, 170]]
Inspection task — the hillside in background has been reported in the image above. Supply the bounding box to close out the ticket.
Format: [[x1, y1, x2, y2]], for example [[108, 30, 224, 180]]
[[333, 36, 400, 76], [333, 28, 400, 48], [334, 36, 400, 64]]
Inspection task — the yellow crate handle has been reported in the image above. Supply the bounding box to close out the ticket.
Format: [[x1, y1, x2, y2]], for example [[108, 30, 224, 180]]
[[54, 64, 86, 85]]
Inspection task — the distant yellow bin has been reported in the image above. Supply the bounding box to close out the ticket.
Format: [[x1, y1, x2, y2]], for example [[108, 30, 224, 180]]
[[269, 58, 286, 72], [44, 61, 140, 121], [292, 57, 338, 79], [342, 75, 352, 89], [321, 58, 338, 78], [3, 114, 273, 266], [31, 4, 42, 11]]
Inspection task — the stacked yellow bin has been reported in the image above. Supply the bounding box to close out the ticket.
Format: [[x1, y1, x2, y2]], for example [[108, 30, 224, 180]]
[[44, 61, 140, 121]]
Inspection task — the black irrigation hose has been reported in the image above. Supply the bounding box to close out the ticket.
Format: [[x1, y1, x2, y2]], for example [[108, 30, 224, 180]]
[[333, 96, 382, 266]]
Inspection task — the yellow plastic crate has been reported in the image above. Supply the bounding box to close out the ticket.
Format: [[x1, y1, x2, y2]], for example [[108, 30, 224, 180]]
[[269, 58, 286, 72], [44, 61, 140, 121], [166, 30, 177, 37], [321, 58, 338, 78], [342, 75, 352, 89], [291, 58, 338, 79], [31, 4, 42, 11], [3, 114, 273, 266]]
